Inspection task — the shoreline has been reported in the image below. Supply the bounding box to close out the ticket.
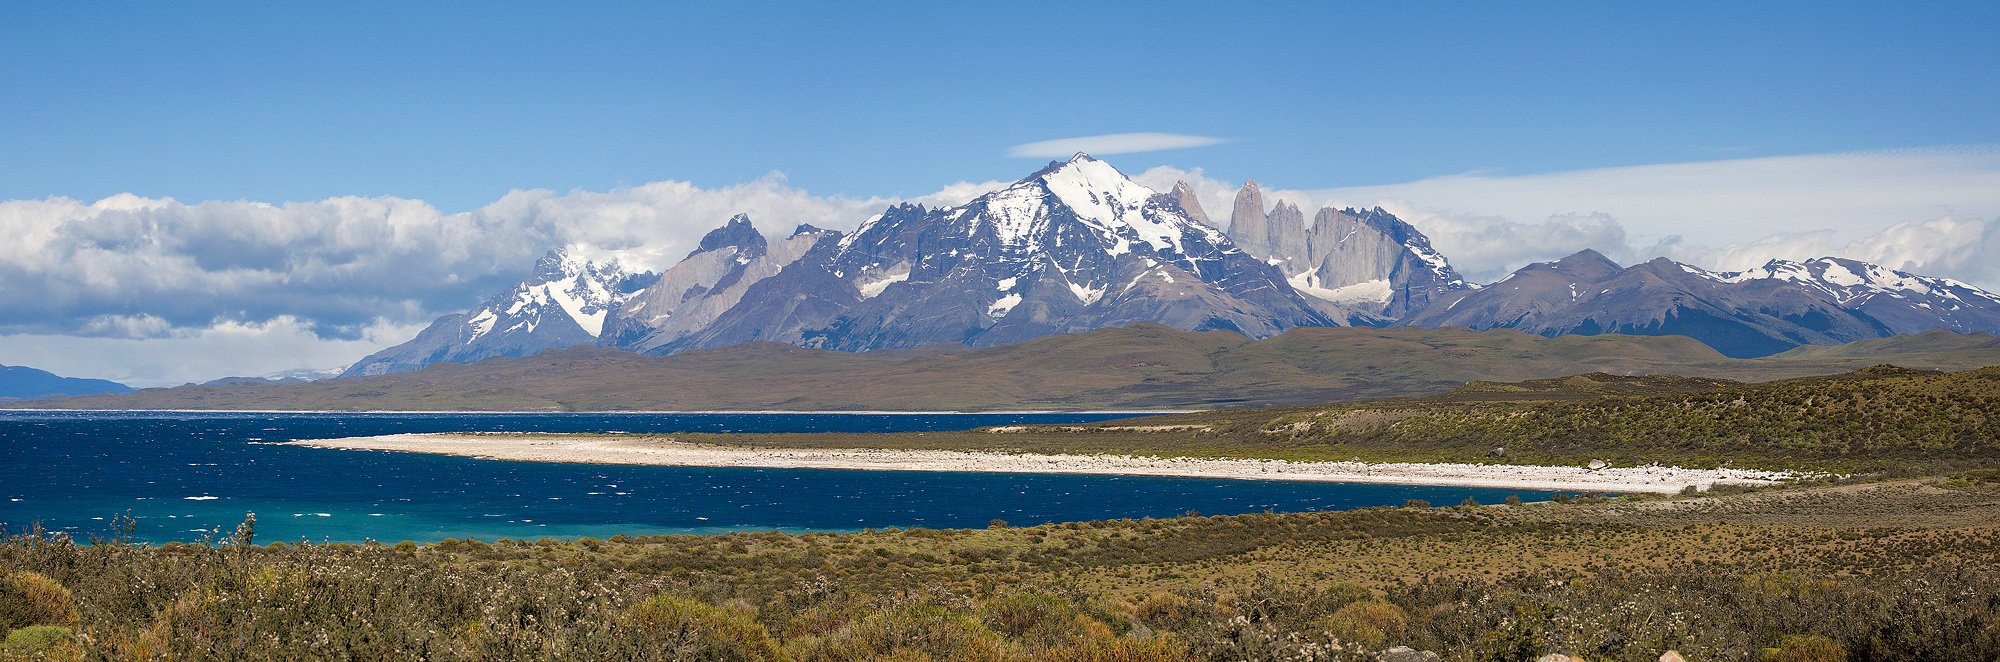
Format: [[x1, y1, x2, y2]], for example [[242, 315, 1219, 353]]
[[0, 408, 1197, 415], [288, 433, 1796, 494]]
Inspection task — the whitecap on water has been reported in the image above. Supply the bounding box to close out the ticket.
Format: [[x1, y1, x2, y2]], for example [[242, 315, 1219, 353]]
[[184, 496, 219, 500]]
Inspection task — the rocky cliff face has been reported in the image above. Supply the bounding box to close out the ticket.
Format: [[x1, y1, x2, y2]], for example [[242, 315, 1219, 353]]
[[1228, 180, 1269, 255], [1169, 180, 1210, 226], [1223, 181, 1468, 319], [1300, 206, 1469, 318], [600, 215, 827, 354]]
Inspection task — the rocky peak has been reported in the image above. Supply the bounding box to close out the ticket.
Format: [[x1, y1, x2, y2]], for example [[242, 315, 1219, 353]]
[[690, 214, 768, 259], [528, 247, 611, 284], [1169, 180, 1210, 226], [1228, 180, 1268, 253], [1033, 153, 1160, 212], [1266, 200, 1307, 260], [790, 223, 826, 238], [1545, 249, 1624, 280]]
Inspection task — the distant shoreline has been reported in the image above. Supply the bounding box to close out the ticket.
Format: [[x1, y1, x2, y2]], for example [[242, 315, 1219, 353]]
[[0, 408, 1198, 415], [288, 433, 1795, 494]]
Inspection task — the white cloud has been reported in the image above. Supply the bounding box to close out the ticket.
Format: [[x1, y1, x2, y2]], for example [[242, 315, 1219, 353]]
[[1007, 133, 1228, 158], [0, 175, 945, 384], [0, 175, 905, 339], [1135, 146, 2000, 287], [0, 316, 426, 388], [8, 145, 2000, 385]]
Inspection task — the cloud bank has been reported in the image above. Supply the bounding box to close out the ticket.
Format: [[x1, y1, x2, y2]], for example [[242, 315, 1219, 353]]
[[1135, 146, 2000, 285], [5, 146, 1998, 385], [1008, 133, 1227, 158], [0, 173, 1017, 385]]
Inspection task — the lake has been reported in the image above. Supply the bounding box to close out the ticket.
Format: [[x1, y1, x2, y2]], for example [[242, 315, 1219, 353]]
[[0, 410, 1560, 544]]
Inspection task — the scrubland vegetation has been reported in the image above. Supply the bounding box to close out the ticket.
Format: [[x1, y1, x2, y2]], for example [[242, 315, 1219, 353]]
[[5, 479, 2000, 660], [678, 366, 2000, 475], [8, 365, 2000, 659]]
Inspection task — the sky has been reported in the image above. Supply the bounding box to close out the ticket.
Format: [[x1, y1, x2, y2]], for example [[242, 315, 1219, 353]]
[[2, 2, 1998, 385]]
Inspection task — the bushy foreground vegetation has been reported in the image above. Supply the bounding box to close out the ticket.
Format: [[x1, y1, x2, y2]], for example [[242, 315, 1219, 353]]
[[5, 480, 1999, 660]]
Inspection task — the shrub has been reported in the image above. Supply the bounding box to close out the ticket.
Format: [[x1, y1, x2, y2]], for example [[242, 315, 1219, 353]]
[[1763, 634, 1845, 662], [625, 594, 782, 661], [798, 603, 1008, 662], [1403, 499, 1432, 509], [0, 571, 78, 632], [1040, 632, 1193, 661], [1132, 592, 1203, 630], [1321, 600, 1406, 648], [979, 592, 1076, 639], [1505, 495, 1524, 506]]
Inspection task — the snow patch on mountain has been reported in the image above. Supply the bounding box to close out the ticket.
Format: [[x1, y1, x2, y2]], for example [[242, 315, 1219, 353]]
[[856, 263, 912, 299], [1068, 281, 1105, 305], [988, 293, 1022, 318], [1706, 257, 2000, 307]]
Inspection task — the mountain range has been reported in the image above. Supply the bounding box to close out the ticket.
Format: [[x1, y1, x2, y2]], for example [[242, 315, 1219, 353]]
[[0, 364, 132, 402], [338, 153, 2000, 374]]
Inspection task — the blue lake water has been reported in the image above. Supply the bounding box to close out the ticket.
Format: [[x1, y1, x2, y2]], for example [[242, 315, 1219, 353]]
[[0, 410, 1561, 544]]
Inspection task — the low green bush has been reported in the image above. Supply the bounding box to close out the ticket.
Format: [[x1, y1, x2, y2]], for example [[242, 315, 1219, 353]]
[[1763, 634, 1845, 662], [624, 594, 782, 661], [1321, 600, 1407, 648], [0, 571, 76, 632], [2, 625, 75, 657]]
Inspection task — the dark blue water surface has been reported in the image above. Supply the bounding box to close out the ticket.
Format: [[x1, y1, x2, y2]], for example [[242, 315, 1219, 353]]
[[1, 410, 1559, 544]]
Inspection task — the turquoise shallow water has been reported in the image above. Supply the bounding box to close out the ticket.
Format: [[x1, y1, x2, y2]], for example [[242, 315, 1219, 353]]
[[0, 410, 1561, 544]]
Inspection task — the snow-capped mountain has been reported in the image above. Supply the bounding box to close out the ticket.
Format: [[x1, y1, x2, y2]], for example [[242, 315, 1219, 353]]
[[600, 215, 829, 354], [342, 155, 2000, 374], [1400, 250, 1900, 358], [1223, 182, 1468, 319], [1697, 257, 2000, 336], [261, 366, 347, 382], [666, 154, 1337, 352], [342, 248, 652, 376]]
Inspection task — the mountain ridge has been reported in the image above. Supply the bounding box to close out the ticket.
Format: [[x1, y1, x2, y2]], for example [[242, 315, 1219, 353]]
[[25, 324, 2000, 412], [0, 364, 133, 401], [337, 155, 2000, 373]]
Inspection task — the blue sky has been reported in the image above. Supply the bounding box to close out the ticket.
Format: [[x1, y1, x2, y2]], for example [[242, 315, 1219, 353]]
[[6, 2, 1996, 210], [4, 1, 2000, 385]]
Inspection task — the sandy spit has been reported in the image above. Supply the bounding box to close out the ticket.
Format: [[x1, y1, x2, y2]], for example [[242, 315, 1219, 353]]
[[288, 433, 1796, 494]]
